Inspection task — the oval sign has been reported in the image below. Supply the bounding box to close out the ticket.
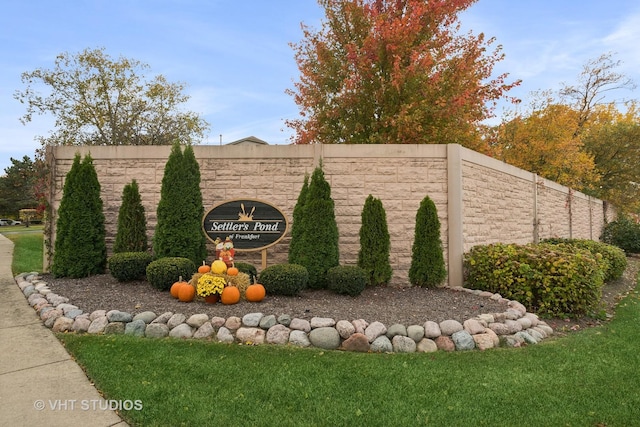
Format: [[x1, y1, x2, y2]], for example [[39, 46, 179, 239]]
[[202, 199, 288, 252]]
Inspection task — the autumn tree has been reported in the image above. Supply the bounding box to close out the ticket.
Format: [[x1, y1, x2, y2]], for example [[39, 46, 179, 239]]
[[15, 47, 209, 149], [287, 0, 519, 148]]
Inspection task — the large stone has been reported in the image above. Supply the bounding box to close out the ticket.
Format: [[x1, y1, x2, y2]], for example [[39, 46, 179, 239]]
[[516, 317, 533, 330], [524, 313, 540, 327], [309, 327, 341, 350], [289, 330, 311, 347], [452, 330, 475, 351], [463, 319, 486, 335], [386, 324, 407, 339], [216, 327, 235, 343], [266, 324, 290, 345], [439, 320, 463, 336], [242, 312, 264, 327], [125, 319, 147, 337], [52, 316, 74, 333], [341, 333, 370, 352], [72, 316, 91, 333], [133, 311, 157, 324], [504, 319, 523, 334], [194, 322, 216, 339], [236, 327, 266, 344], [407, 325, 425, 342], [259, 315, 277, 330], [392, 335, 417, 353], [90, 310, 107, 321], [104, 322, 125, 335], [434, 336, 455, 352], [351, 319, 368, 335], [169, 323, 194, 339], [107, 310, 133, 323], [508, 300, 527, 316], [473, 333, 496, 350], [145, 323, 170, 338], [210, 317, 226, 329], [423, 321, 441, 338], [336, 320, 355, 339], [88, 316, 109, 334], [370, 335, 393, 353], [277, 314, 291, 326], [476, 314, 495, 325], [167, 313, 187, 329], [527, 328, 544, 342], [187, 314, 210, 328], [225, 316, 242, 331], [310, 317, 336, 328], [151, 311, 173, 324], [488, 322, 510, 335], [516, 331, 538, 344], [365, 321, 387, 343], [289, 318, 311, 333], [416, 338, 438, 353]]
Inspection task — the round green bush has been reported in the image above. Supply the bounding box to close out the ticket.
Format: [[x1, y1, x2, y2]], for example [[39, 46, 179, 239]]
[[108, 252, 153, 282], [259, 264, 309, 296], [146, 257, 196, 291], [234, 262, 258, 283], [327, 265, 368, 296]]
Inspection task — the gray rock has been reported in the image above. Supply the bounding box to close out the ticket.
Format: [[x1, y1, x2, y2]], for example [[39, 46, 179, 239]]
[[216, 327, 235, 343], [167, 313, 187, 329], [87, 316, 109, 334], [169, 323, 194, 338], [22, 285, 36, 298], [477, 314, 495, 324], [289, 330, 311, 347], [515, 331, 538, 344], [52, 317, 74, 333], [125, 319, 147, 337], [277, 314, 291, 326], [66, 309, 84, 320], [370, 335, 393, 353], [133, 311, 157, 324], [236, 327, 266, 344], [536, 323, 554, 336], [452, 330, 475, 351], [341, 333, 370, 352], [530, 326, 547, 339], [336, 320, 356, 339], [194, 322, 215, 339], [44, 311, 62, 328], [90, 310, 107, 321], [502, 335, 525, 348], [508, 300, 527, 316], [72, 316, 91, 333], [504, 319, 523, 334], [392, 335, 417, 353], [352, 319, 368, 335], [517, 317, 532, 330], [107, 311, 133, 323], [266, 324, 291, 345], [104, 322, 125, 335], [187, 314, 210, 328], [289, 318, 311, 333], [439, 319, 463, 336], [57, 303, 79, 314], [423, 321, 441, 338], [527, 328, 544, 342], [242, 312, 264, 327], [259, 315, 277, 330], [308, 327, 341, 350], [416, 338, 438, 353], [407, 325, 425, 342], [488, 322, 510, 335], [151, 311, 173, 324], [310, 317, 336, 328], [386, 323, 407, 338], [27, 293, 45, 306], [524, 313, 539, 327], [365, 321, 387, 343], [145, 323, 169, 338], [210, 317, 226, 329]]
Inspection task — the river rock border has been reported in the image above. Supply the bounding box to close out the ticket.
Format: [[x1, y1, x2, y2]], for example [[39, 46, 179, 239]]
[[15, 272, 554, 353]]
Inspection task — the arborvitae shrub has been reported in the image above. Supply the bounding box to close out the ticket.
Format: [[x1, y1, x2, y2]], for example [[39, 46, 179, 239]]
[[146, 257, 197, 291], [409, 195, 446, 288], [288, 173, 309, 265], [327, 265, 368, 296], [259, 264, 309, 296], [357, 195, 392, 286], [108, 252, 153, 282], [235, 262, 258, 284], [52, 153, 107, 278], [113, 179, 148, 253], [298, 165, 339, 289], [153, 142, 207, 265]]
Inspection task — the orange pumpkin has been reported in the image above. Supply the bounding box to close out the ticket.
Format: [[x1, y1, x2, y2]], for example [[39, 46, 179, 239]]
[[198, 261, 211, 274], [220, 286, 240, 305], [226, 266, 239, 276], [178, 284, 196, 302], [245, 283, 266, 302], [170, 276, 187, 299]]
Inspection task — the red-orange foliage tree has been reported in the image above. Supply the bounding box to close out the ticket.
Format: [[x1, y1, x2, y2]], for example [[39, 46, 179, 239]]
[[287, 0, 519, 147]]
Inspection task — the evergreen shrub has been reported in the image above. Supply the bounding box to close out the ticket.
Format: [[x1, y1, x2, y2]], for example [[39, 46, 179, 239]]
[[108, 252, 153, 282], [408, 195, 446, 288], [357, 195, 392, 286], [146, 257, 197, 291], [259, 264, 309, 296], [327, 265, 368, 296], [113, 179, 147, 253], [235, 262, 258, 284], [601, 215, 640, 254], [288, 173, 309, 266]]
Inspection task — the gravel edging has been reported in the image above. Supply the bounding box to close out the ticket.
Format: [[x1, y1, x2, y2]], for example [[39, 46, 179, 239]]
[[16, 272, 554, 353]]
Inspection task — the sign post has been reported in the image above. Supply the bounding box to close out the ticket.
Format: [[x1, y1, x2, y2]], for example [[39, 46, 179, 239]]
[[203, 199, 288, 270]]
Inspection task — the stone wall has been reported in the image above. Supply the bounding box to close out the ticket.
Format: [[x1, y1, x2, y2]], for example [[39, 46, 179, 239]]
[[45, 144, 613, 286]]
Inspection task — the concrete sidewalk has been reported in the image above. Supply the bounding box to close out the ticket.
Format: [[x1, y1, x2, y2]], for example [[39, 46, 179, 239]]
[[0, 234, 128, 426]]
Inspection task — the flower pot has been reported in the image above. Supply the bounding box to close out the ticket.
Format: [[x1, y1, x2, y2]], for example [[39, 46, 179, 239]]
[[204, 294, 219, 304]]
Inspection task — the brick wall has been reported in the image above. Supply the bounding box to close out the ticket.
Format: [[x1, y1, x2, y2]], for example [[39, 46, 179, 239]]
[[46, 144, 612, 286]]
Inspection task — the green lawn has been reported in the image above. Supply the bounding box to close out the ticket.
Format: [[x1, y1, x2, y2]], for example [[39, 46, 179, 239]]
[[1, 225, 43, 275]]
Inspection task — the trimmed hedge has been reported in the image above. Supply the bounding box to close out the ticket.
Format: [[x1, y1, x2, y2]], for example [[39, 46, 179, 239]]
[[235, 262, 258, 284], [259, 264, 309, 296], [464, 243, 605, 317], [108, 252, 153, 282], [327, 265, 368, 296], [146, 257, 197, 291]]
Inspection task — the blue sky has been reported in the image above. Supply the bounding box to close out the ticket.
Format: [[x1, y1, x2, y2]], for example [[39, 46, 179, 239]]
[[1, 0, 639, 173]]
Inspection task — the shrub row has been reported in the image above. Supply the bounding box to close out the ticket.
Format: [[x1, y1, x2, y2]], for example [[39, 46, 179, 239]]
[[601, 216, 640, 255], [258, 263, 369, 297], [464, 243, 606, 317], [108, 252, 153, 282]]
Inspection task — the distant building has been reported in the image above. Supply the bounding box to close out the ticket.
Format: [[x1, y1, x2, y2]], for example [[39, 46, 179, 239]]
[[226, 136, 269, 146]]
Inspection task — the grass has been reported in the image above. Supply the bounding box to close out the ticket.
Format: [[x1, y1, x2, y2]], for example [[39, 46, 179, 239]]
[[58, 281, 640, 427], [1, 225, 43, 275]]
